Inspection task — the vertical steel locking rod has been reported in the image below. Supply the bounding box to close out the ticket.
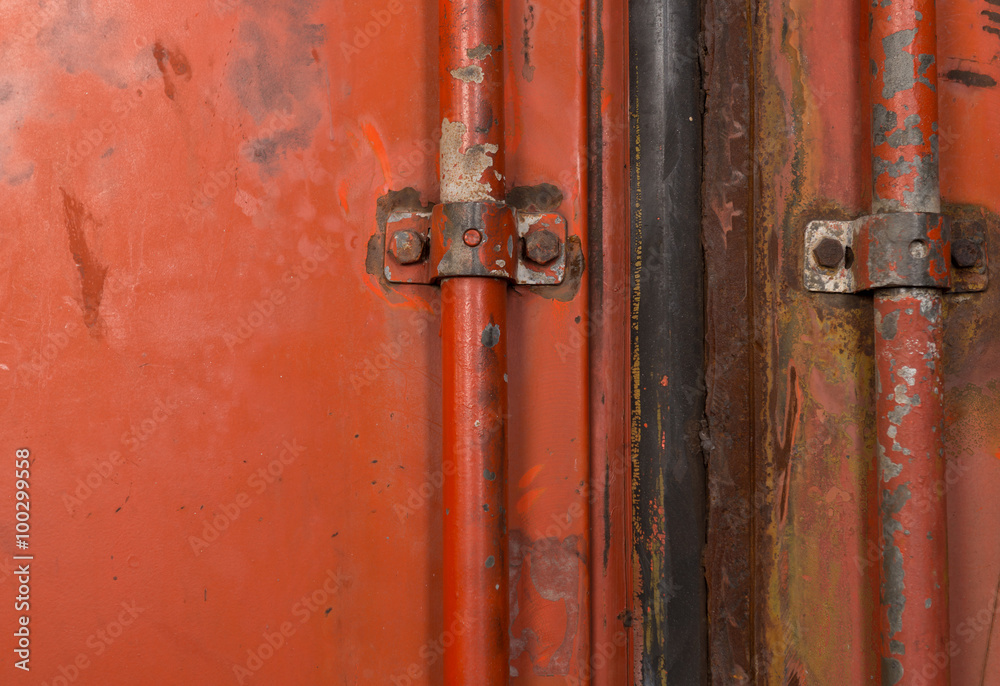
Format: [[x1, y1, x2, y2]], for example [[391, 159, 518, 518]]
[[439, 0, 509, 683], [871, 0, 950, 681]]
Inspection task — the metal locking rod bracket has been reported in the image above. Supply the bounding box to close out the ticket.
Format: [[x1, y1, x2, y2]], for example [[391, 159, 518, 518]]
[[383, 203, 568, 286], [804, 212, 988, 294]]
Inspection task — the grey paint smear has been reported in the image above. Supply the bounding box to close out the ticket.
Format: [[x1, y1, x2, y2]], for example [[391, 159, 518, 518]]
[[879, 443, 904, 482], [876, 309, 900, 340], [873, 143, 939, 213], [873, 103, 898, 146], [882, 29, 919, 99], [481, 323, 501, 348], [887, 114, 924, 147], [882, 483, 912, 637]]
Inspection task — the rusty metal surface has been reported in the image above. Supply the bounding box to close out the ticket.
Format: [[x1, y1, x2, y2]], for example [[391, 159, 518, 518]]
[[936, 1, 1000, 680], [870, 0, 951, 679], [948, 211, 991, 299], [870, 0, 940, 216], [439, 0, 505, 205], [702, 0, 756, 679], [432, 202, 518, 278], [703, 0, 1000, 681], [385, 210, 435, 282], [383, 205, 568, 285], [804, 214, 953, 293], [746, 0, 883, 671], [516, 212, 567, 284], [502, 0, 594, 678], [875, 288, 950, 684]]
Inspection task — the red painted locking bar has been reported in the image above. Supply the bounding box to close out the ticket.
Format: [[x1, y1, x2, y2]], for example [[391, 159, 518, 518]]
[[438, 1, 509, 684], [871, 0, 950, 681]]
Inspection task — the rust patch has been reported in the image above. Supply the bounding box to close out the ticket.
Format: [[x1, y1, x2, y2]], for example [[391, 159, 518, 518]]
[[367, 187, 431, 289], [785, 660, 809, 686], [875, 288, 948, 677], [703, 0, 755, 677], [152, 42, 192, 100], [776, 366, 801, 525], [525, 235, 584, 302], [943, 69, 997, 88], [507, 184, 564, 212], [521, 4, 536, 82], [508, 531, 582, 676], [60, 189, 107, 331]]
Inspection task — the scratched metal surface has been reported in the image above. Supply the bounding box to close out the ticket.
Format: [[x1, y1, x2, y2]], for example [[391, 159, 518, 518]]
[[0, 1, 621, 683], [704, 0, 1000, 682]]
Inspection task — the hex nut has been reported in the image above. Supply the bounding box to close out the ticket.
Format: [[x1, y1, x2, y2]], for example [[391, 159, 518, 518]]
[[390, 230, 427, 265], [951, 238, 983, 269], [524, 229, 561, 265], [813, 237, 846, 269]]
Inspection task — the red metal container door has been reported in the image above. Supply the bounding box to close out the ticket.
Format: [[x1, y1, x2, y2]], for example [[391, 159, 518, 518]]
[[703, 0, 1000, 682], [0, 1, 632, 684]]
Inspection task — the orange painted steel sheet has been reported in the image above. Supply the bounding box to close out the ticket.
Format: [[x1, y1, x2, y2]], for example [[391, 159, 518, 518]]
[[0, 1, 628, 684]]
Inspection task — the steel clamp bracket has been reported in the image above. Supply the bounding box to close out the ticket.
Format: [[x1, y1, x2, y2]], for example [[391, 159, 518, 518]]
[[383, 202, 567, 286], [804, 212, 988, 294]]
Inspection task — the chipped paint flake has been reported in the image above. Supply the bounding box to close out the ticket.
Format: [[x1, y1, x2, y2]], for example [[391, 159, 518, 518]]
[[439, 118, 499, 203], [466, 43, 493, 60], [450, 65, 485, 83], [898, 366, 917, 386], [880, 444, 904, 482]]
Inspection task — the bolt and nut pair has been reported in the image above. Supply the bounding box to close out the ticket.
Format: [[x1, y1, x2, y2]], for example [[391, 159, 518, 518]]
[[813, 237, 983, 270], [390, 229, 562, 266]]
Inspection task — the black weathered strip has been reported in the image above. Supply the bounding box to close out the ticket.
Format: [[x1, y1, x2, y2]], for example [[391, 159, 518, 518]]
[[629, 0, 708, 681]]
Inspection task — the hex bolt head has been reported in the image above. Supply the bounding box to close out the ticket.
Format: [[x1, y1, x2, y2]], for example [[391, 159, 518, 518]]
[[389, 230, 427, 265], [813, 237, 846, 269], [951, 238, 983, 269], [525, 229, 561, 265]]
